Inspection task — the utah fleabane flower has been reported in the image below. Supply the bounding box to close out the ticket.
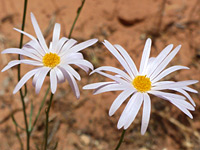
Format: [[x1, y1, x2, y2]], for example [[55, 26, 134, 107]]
[[1, 13, 98, 98], [83, 38, 198, 134]]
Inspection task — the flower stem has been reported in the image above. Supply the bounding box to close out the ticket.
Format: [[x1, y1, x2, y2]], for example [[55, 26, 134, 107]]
[[68, 0, 85, 38], [44, 93, 54, 150], [42, 0, 86, 149], [17, 0, 29, 150], [14, 123, 24, 150], [115, 129, 126, 150], [30, 85, 50, 133]]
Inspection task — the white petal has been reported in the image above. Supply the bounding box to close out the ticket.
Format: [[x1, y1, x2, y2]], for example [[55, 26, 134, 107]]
[[59, 39, 77, 56], [91, 71, 129, 85], [152, 81, 174, 86], [170, 98, 195, 111], [124, 93, 143, 129], [147, 44, 173, 77], [114, 44, 139, 77], [2, 59, 43, 73], [152, 80, 199, 90], [150, 45, 181, 79], [171, 88, 196, 106], [30, 13, 49, 53], [109, 89, 134, 116], [152, 66, 189, 83], [93, 83, 125, 95], [2, 60, 20, 72], [21, 59, 43, 66], [146, 57, 155, 75], [55, 67, 65, 83], [182, 87, 198, 93], [65, 59, 94, 70], [117, 92, 139, 129], [22, 46, 43, 59], [24, 40, 45, 56], [66, 52, 83, 59], [49, 42, 53, 52], [13, 68, 40, 94], [2, 48, 42, 62], [32, 69, 41, 87], [60, 67, 80, 99], [50, 69, 57, 94], [56, 37, 68, 54], [83, 82, 115, 90], [148, 90, 186, 100], [76, 64, 90, 73], [35, 67, 50, 94], [93, 66, 132, 81], [139, 38, 152, 75], [60, 65, 81, 81], [62, 53, 84, 61], [52, 23, 61, 52], [169, 100, 193, 119], [68, 39, 98, 54], [103, 40, 134, 78], [141, 93, 151, 135], [13, 28, 37, 41]]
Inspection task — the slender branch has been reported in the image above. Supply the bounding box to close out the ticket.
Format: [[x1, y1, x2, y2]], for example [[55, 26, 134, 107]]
[[15, 124, 24, 150], [30, 85, 50, 133], [19, 0, 28, 49], [115, 130, 126, 150], [11, 114, 25, 131], [28, 100, 34, 131], [44, 93, 54, 150], [68, 0, 85, 38], [17, 0, 29, 150]]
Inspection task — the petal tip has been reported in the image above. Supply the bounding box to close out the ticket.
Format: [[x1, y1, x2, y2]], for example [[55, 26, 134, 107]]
[[177, 45, 182, 49], [147, 38, 152, 42], [13, 89, 17, 94], [108, 110, 114, 116], [141, 131, 145, 135], [93, 38, 98, 43], [30, 12, 34, 18]]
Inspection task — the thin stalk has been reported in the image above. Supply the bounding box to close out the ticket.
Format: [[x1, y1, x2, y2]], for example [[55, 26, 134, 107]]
[[68, 0, 85, 38], [115, 130, 126, 150], [15, 125, 24, 150], [30, 85, 50, 133], [17, 0, 29, 150], [44, 93, 54, 150], [12, 114, 25, 131], [41, 1, 86, 149]]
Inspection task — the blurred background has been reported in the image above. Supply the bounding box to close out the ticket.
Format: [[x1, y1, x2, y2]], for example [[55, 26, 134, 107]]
[[0, 0, 200, 149]]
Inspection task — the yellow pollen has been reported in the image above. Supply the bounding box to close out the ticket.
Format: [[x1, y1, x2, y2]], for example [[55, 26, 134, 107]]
[[132, 75, 151, 93], [42, 53, 60, 68]]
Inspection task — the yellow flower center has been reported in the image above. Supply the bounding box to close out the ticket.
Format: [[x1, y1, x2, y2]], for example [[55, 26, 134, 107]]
[[42, 53, 60, 68], [132, 75, 151, 92]]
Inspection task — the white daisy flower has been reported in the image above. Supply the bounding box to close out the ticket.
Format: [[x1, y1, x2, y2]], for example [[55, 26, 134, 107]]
[[83, 38, 198, 134], [1, 13, 98, 98]]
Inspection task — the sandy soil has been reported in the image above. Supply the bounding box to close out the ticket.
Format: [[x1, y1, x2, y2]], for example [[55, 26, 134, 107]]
[[0, 0, 200, 149]]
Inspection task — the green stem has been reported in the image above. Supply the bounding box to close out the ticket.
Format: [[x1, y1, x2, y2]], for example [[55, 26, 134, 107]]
[[15, 124, 24, 150], [68, 0, 85, 38], [20, 92, 30, 150], [12, 114, 25, 131], [17, 0, 29, 150], [115, 130, 126, 150], [30, 85, 50, 133], [44, 93, 54, 150], [42, 0, 86, 149]]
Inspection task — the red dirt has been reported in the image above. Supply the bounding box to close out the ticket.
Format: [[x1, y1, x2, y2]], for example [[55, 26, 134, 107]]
[[0, 0, 200, 150]]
